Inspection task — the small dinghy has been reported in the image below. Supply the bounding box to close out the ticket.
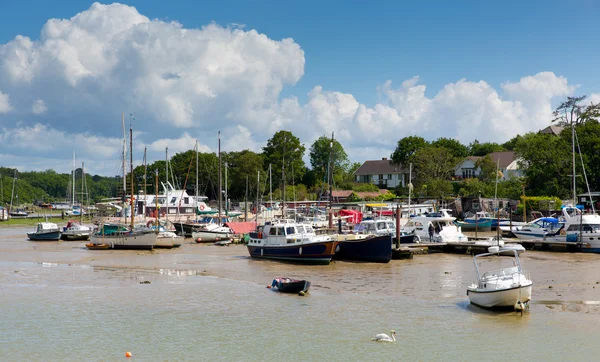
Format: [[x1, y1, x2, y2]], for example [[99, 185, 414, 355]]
[[86, 243, 110, 250], [270, 277, 311, 294]]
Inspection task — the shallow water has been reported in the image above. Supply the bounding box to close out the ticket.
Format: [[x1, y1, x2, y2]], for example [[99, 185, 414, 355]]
[[1, 227, 599, 361]]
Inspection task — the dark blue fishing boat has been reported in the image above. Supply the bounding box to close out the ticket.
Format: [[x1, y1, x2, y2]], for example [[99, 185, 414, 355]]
[[27, 222, 61, 241], [271, 277, 311, 294], [333, 234, 393, 263], [247, 220, 337, 265]]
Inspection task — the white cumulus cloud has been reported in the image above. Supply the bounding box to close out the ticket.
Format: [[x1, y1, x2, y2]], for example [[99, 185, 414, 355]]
[[0, 2, 595, 176], [32, 99, 47, 114]]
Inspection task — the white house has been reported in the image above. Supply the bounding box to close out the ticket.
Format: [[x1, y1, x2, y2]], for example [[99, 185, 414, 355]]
[[354, 158, 408, 189], [454, 151, 524, 181]]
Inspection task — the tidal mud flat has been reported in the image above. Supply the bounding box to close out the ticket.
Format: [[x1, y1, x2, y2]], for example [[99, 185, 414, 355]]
[[2, 226, 599, 314]]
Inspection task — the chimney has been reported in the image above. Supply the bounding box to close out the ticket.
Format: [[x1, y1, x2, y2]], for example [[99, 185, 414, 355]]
[[382, 157, 387, 160]]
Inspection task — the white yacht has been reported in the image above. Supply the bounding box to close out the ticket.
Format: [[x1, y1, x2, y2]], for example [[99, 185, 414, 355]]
[[535, 206, 600, 253], [136, 182, 210, 217], [401, 209, 469, 243]]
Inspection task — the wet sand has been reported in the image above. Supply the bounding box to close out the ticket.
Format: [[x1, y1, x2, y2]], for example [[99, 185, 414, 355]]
[[2, 226, 599, 313]]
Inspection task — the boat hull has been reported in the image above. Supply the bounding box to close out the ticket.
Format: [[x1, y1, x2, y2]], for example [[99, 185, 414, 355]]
[[173, 222, 200, 237], [61, 232, 91, 241], [191, 230, 232, 243], [456, 219, 493, 232], [272, 278, 311, 293], [333, 234, 392, 263], [90, 232, 156, 250], [27, 231, 61, 241], [247, 241, 336, 265], [467, 283, 532, 309]]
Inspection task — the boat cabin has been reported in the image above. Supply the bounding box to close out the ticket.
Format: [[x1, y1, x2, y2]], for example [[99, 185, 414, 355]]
[[248, 222, 319, 246], [355, 219, 396, 235]]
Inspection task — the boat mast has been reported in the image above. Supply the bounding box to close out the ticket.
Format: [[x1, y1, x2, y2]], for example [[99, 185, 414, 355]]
[[165, 147, 169, 224], [245, 175, 248, 221], [130, 125, 134, 230], [122, 113, 126, 205], [225, 161, 228, 215], [328, 132, 334, 229], [408, 163, 412, 217], [571, 109, 577, 206], [72, 151, 76, 207], [256, 170, 260, 229], [282, 136, 286, 218], [155, 169, 159, 228], [195, 140, 199, 212], [218, 131, 222, 223], [269, 164, 272, 211], [9, 169, 16, 212], [81, 162, 84, 223]]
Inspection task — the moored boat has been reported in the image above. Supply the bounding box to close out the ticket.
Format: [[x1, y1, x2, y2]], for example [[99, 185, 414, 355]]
[[270, 277, 311, 294], [61, 220, 92, 241], [333, 234, 393, 263], [86, 243, 110, 250], [27, 222, 61, 241], [467, 249, 532, 310], [246, 220, 336, 265], [90, 223, 156, 250]]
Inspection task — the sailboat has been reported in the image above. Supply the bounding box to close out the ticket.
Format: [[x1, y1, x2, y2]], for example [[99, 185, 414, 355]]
[[9, 170, 28, 218], [62, 160, 92, 240], [191, 132, 233, 242], [89, 116, 157, 250]]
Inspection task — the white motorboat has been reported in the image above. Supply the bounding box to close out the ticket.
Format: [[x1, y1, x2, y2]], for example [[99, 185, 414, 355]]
[[539, 206, 600, 253], [191, 223, 233, 243], [467, 249, 532, 310], [61, 220, 92, 241], [511, 217, 563, 240], [401, 209, 469, 243]]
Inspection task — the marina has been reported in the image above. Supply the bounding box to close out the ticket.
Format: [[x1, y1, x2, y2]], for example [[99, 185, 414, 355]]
[[0, 227, 599, 361]]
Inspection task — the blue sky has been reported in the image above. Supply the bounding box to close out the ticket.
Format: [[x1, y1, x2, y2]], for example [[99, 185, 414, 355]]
[[0, 1, 599, 174], [2, 0, 599, 103]]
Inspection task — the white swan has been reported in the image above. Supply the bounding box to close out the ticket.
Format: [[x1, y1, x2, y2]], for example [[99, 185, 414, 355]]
[[372, 330, 396, 342]]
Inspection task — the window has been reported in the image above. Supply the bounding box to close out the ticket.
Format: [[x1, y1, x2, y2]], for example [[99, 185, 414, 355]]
[[170, 197, 177, 204], [388, 174, 392, 180], [286, 226, 295, 235], [184, 197, 189, 204], [462, 168, 474, 179], [269, 227, 277, 235]]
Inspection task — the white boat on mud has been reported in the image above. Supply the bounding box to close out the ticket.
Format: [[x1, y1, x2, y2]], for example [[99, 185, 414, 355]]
[[467, 249, 532, 310], [401, 209, 469, 243], [191, 223, 233, 243]]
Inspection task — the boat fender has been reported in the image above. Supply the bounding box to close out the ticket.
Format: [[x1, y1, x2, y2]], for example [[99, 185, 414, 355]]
[[258, 232, 263, 239], [299, 247, 302, 255]]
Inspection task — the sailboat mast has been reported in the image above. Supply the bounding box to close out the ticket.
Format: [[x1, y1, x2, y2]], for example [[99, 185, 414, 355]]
[[408, 163, 412, 217], [282, 137, 286, 218], [143, 147, 147, 196], [155, 169, 159, 227], [195, 140, 199, 211], [269, 164, 272, 209], [165, 147, 169, 223], [10, 169, 16, 212], [130, 125, 134, 229], [218, 131, 222, 223], [122, 113, 126, 202], [571, 111, 577, 206], [328, 132, 334, 228], [72, 151, 76, 206], [256, 170, 260, 229], [245, 175, 248, 221], [81, 162, 84, 223], [225, 162, 228, 213]]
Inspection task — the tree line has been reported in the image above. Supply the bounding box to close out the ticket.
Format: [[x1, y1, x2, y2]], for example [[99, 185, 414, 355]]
[[1, 96, 599, 207]]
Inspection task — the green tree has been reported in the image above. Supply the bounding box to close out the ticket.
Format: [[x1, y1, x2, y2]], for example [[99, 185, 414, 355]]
[[263, 130, 306, 192], [431, 137, 468, 158], [475, 155, 497, 182], [468, 140, 504, 156], [412, 146, 457, 196], [502, 135, 523, 151], [552, 95, 600, 126], [391, 136, 429, 166], [515, 132, 571, 197], [309, 135, 349, 185]]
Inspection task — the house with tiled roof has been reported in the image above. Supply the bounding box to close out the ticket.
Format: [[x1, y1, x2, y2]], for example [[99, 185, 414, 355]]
[[538, 125, 564, 136], [454, 151, 524, 181], [353, 157, 408, 189]]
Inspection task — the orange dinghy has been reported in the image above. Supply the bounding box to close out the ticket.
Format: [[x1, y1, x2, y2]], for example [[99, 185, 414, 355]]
[[86, 243, 110, 250]]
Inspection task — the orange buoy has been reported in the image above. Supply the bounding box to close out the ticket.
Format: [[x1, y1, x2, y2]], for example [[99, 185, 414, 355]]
[[195, 237, 202, 243], [125, 351, 132, 358]]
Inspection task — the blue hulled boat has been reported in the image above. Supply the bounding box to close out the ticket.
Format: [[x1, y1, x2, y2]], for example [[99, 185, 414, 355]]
[[333, 234, 393, 263], [27, 222, 61, 241], [247, 220, 337, 265]]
